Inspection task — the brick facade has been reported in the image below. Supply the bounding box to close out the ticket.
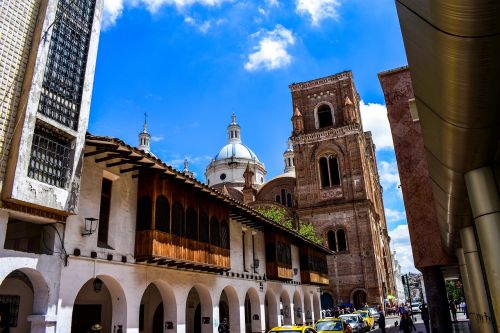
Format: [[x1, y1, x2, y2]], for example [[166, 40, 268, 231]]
[[290, 72, 395, 307]]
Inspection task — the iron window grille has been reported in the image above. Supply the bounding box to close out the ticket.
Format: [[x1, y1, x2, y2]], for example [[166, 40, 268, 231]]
[[28, 126, 72, 188], [38, 0, 96, 129], [0, 295, 20, 327]]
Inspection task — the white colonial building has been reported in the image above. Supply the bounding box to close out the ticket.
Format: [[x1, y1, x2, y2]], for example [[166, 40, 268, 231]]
[[0, 131, 330, 333]]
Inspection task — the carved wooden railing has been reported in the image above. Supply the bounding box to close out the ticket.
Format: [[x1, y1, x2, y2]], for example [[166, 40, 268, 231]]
[[301, 271, 330, 285], [135, 230, 230, 269]]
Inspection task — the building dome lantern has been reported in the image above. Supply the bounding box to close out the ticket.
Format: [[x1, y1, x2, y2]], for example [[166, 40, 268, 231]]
[[205, 114, 266, 188]]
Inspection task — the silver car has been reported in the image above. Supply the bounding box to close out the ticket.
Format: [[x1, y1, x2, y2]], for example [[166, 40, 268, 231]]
[[339, 314, 369, 333]]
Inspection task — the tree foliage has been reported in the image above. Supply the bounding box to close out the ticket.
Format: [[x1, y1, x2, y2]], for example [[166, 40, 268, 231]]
[[446, 280, 463, 302], [298, 222, 322, 244], [255, 206, 293, 229], [256, 206, 322, 244]]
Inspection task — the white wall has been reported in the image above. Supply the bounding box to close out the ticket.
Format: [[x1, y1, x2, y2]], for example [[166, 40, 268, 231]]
[[65, 157, 138, 261]]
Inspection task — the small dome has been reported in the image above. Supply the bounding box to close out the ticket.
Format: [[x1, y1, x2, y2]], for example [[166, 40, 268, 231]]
[[215, 143, 260, 162]]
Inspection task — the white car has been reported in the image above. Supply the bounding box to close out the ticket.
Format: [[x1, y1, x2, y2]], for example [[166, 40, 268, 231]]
[[411, 302, 421, 313]]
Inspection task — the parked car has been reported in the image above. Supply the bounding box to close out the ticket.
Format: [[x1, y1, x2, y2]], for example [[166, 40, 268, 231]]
[[411, 302, 421, 313], [354, 310, 375, 330], [339, 314, 369, 333], [269, 325, 317, 333], [315, 317, 347, 333], [360, 307, 380, 322]]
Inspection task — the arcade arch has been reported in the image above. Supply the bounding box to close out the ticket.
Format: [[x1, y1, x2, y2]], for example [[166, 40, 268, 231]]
[[70, 275, 127, 333]]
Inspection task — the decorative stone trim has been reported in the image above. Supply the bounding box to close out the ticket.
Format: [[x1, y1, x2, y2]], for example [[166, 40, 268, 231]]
[[292, 124, 360, 145], [289, 72, 352, 92]]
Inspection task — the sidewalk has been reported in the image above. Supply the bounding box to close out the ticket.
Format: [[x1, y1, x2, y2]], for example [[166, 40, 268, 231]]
[[372, 320, 470, 333]]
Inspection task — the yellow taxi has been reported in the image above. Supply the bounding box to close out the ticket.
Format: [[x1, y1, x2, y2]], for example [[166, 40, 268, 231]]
[[353, 310, 374, 329], [314, 317, 346, 333], [268, 325, 317, 333]]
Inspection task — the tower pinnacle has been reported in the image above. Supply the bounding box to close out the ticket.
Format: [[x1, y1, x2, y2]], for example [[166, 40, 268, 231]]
[[138, 112, 151, 153]]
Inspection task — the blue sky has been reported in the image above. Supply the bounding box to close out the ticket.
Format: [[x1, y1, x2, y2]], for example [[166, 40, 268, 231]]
[[89, 0, 416, 273]]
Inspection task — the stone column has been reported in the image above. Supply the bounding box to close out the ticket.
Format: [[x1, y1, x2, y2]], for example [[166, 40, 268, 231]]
[[28, 315, 56, 333], [456, 248, 478, 332], [465, 166, 500, 332], [460, 226, 494, 333], [420, 266, 451, 332]]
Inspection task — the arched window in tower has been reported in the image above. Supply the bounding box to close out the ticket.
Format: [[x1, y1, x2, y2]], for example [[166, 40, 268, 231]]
[[210, 216, 220, 247], [221, 220, 230, 249], [136, 196, 152, 231], [281, 189, 286, 205], [319, 157, 330, 188], [171, 201, 184, 236], [155, 196, 170, 232], [337, 229, 347, 251], [317, 104, 333, 128], [286, 193, 292, 207], [185, 207, 198, 240], [329, 156, 341, 186], [319, 155, 341, 188], [327, 230, 337, 251], [199, 211, 209, 243]]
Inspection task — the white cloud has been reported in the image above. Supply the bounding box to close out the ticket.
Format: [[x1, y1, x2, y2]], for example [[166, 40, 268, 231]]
[[267, 0, 279, 6], [244, 25, 295, 72], [360, 101, 393, 150], [385, 208, 406, 223], [295, 0, 341, 26], [379, 160, 400, 190], [389, 224, 418, 273], [102, 0, 229, 28], [184, 16, 213, 33], [151, 135, 164, 142], [103, 0, 126, 28]]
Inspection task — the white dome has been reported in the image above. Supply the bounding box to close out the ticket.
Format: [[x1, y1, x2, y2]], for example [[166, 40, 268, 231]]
[[215, 143, 260, 162]]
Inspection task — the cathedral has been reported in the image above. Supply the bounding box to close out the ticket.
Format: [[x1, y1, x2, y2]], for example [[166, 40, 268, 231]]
[[206, 71, 396, 308]]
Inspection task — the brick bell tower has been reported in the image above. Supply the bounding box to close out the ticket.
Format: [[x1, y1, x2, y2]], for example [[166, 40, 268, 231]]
[[289, 71, 394, 308]]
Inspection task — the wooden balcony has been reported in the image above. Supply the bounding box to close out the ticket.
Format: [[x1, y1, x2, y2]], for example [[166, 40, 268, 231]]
[[301, 271, 329, 285], [135, 230, 230, 271], [266, 262, 293, 280]]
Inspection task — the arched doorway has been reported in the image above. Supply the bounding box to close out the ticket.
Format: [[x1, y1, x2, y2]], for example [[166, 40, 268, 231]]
[[186, 286, 213, 333], [280, 291, 292, 326], [320, 293, 334, 310], [140, 282, 176, 333], [244, 288, 261, 333], [71, 278, 112, 333], [265, 290, 278, 331], [292, 291, 303, 325], [0, 269, 48, 333], [70, 275, 127, 333], [219, 286, 239, 333], [153, 303, 164, 332], [352, 290, 367, 308]]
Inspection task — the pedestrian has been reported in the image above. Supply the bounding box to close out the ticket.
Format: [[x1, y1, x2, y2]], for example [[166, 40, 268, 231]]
[[449, 299, 457, 321], [420, 303, 430, 333], [398, 311, 416, 333], [377, 307, 386, 333], [218, 318, 229, 333]]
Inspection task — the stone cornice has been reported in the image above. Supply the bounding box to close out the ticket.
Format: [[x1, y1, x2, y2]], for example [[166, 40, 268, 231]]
[[291, 123, 361, 145], [289, 71, 352, 92]]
